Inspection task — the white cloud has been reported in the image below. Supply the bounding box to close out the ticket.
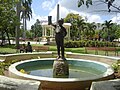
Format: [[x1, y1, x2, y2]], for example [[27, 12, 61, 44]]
[[59, 0, 120, 14], [48, 4, 69, 22], [27, 0, 120, 30], [27, 9, 48, 30], [87, 15, 103, 23], [41, 0, 55, 11], [48, 2, 104, 24], [111, 13, 120, 24], [58, 0, 120, 24]]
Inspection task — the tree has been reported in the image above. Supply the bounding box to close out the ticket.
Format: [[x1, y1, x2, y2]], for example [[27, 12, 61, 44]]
[[0, 0, 32, 47], [101, 20, 114, 41], [75, 18, 86, 40], [21, 0, 32, 39], [83, 22, 96, 40], [16, 0, 32, 49], [78, 0, 119, 12], [78, 0, 92, 8], [30, 19, 42, 38], [64, 13, 83, 40], [0, 0, 19, 45], [115, 26, 120, 42]]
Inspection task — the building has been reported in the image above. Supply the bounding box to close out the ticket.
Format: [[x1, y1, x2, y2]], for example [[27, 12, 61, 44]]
[[41, 22, 71, 42]]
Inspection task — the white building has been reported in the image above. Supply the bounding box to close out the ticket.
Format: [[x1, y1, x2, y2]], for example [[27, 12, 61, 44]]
[[41, 22, 71, 42]]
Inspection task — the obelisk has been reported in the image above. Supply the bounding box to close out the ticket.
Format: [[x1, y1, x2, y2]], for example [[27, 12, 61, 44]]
[[57, 4, 59, 23]]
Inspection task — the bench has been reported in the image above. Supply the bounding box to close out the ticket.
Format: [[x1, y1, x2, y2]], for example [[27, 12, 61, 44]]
[[98, 47, 117, 56], [32, 46, 49, 52], [85, 47, 99, 55], [85, 47, 118, 56]]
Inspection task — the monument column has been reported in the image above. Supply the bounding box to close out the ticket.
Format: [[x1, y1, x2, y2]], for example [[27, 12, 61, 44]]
[[57, 4, 59, 23]]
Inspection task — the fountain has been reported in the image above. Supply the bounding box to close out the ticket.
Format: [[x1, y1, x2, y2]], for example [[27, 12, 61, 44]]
[[8, 4, 114, 90], [9, 58, 114, 90]]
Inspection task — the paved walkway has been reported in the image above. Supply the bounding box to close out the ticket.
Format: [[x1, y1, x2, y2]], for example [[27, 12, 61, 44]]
[[0, 59, 4, 62], [8, 40, 47, 45]]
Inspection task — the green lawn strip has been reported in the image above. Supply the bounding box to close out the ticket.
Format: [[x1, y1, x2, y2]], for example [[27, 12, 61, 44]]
[[0, 44, 120, 55], [32, 44, 43, 46], [49, 46, 87, 54], [0, 48, 16, 54]]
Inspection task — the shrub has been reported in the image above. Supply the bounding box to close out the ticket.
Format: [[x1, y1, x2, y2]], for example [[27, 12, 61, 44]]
[[0, 60, 19, 75], [64, 40, 117, 48]]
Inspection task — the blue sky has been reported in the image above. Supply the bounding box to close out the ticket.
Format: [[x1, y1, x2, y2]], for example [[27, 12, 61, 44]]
[[31, 0, 58, 16], [27, 0, 120, 30]]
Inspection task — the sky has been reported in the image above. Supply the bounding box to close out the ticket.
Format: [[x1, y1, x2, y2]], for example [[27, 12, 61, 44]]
[[27, 0, 120, 30]]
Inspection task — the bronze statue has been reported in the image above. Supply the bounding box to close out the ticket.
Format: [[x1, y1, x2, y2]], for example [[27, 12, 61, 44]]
[[48, 16, 67, 60]]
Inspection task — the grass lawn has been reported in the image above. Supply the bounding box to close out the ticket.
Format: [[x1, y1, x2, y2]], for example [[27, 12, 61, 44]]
[[49, 46, 120, 56], [0, 44, 120, 56], [0, 48, 16, 54], [49, 46, 85, 53]]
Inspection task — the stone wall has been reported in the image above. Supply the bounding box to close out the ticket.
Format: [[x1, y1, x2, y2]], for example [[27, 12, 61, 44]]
[[90, 79, 120, 90], [0, 75, 40, 90], [0, 52, 53, 62]]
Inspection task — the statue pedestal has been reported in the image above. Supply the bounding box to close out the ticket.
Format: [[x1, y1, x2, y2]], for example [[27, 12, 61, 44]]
[[53, 58, 69, 78]]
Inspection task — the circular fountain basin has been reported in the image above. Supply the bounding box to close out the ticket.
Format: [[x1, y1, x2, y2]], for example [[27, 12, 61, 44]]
[[9, 58, 114, 90]]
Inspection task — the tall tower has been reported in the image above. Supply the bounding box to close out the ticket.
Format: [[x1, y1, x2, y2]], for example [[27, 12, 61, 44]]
[[57, 4, 59, 23]]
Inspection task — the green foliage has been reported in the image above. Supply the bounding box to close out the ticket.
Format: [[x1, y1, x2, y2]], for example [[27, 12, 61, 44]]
[[64, 40, 117, 48], [30, 19, 42, 38], [0, 59, 19, 75], [78, 0, 116, 12], [0, 48, 16, 54], [0, 45, 16, 54], [19, 69, 29, 74], [115, 28, 120, 39], [64, 13, 86, 40], [0, 0, 20, 45], [78, 0, 92, 8], [65, 13, 120, 42], [112, 62, 119, 72]]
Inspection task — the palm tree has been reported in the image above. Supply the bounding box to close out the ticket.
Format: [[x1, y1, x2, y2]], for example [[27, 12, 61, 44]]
[[75, 18, 86, 40], [16, 0, 32, 49], [30, 19, 42, 38], [83, 22, 96, 40], [21, 0, 32, 39], [102, 20, 113, 41], [16, 1, 21, 49], [70, 20, 78, 40]]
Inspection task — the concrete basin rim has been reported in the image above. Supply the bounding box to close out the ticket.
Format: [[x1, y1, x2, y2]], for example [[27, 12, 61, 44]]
[[9, 58, 114, 82]]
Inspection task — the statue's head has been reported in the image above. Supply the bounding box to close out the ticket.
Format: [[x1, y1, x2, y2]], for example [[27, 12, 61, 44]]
[[28, 42, 30, 45], [58, 19, 64, 26]]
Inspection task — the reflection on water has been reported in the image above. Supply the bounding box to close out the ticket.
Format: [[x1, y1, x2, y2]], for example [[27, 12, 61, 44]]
[[28, 65, 103, 78]]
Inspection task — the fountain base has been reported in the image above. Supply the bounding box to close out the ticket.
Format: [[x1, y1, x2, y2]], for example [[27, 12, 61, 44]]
[[53, 58, 69, 78]]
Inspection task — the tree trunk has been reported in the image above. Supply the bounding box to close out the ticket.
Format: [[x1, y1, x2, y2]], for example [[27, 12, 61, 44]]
[[23, 11, 26, 40], [5, 29, 11, 45], [1, 31, 4, 46], [23, 11, 25, 39], [25, 14, 27, 38], [16, 1, 21, 50]]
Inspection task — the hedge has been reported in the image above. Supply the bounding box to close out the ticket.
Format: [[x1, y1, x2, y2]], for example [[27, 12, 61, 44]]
[[64, 40, 117, 48]]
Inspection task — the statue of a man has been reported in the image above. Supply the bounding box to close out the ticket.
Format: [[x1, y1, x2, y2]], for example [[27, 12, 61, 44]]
[[51, 19, 67, 60]]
